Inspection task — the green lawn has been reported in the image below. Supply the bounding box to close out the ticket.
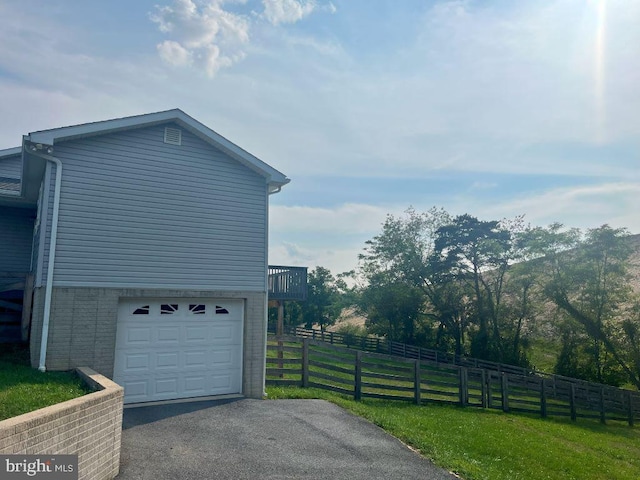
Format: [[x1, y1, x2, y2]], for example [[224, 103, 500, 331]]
[[266, 386, 640, 480], [0, 344, 89, 421], [528, 339, 560, 374]]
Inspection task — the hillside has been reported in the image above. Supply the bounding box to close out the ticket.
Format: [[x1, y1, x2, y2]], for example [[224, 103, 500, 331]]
[[627, 234, 640, 292], [328, 233, 640, 375]]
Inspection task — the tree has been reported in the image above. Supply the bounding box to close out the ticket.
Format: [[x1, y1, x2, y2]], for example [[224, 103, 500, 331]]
[[358, 208, 531, 364], [357, 272, 427, 344], [359, 208, 466, 351], [300, 266, 344, 332], [432, 214, 512, 360], [268, 300, 303, 332], [523, 224, 640, 388], [430, 214, 533, 366]]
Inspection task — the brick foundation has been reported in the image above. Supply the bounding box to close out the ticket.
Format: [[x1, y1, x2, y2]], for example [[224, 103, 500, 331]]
[[30, 287, 267, 398], [0, 367, 124, 480]]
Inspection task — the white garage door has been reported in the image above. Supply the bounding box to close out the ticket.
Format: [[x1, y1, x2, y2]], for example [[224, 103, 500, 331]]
[[114, 298, 243, 404]]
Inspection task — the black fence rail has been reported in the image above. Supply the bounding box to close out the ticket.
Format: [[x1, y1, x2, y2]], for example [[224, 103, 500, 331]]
[[266, 335, 640, 426], [275, 326, 637, 393], [276, 326, 533, 376]]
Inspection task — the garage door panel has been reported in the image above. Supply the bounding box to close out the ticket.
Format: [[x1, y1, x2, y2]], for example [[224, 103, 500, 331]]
[[121, 327, 153, 346], [210, 348, 234, 367], [156, 352, 180, 369], [185, 326, 209, 342], [123, 353, 151, 372], [120, 379, 149, 402], [114, 298, 244, 403], [184, 375, 207, 395], [184, 350, 207, 368], [211, 324, 242, 343], [155, 378, 179, 395], [211, 374, 236, 391], [157, 327, 181, 343]]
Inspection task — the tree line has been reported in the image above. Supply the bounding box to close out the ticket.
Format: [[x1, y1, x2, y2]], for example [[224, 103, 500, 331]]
[[271, 207, 640, 390]]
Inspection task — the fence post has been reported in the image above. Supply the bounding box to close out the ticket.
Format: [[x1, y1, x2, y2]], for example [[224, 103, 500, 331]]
[[481, 370, 487, 408], [302, 338, 309, 388], [277, 339, 284, 379], [569, 384, 577, 421], [501, 373, 509, 413], [459, 367, 468, 406], [628, 392, 634, 427], [354, 351, 362, 401], [414, 360, 421, 405], [487, 372, 493, 409], [540, 378, 547, 418], [599, 387, 606, 424]]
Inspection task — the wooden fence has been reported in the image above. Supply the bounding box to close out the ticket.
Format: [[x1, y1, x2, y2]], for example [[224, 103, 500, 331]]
[[266, 335, 640, 426], [280, 326, 534, 376], [277, 326, 634, 393]]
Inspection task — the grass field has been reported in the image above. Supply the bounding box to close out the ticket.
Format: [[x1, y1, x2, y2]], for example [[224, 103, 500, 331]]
[[0, 344, 89, 421], [266, 386, 640, 480]]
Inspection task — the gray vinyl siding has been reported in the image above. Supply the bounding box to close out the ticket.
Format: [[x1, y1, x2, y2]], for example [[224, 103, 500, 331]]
[[0, 155, 21, 178], [0, 155, 22, 193], [0, 206, 35, 273], [40, 123, 268, 290]]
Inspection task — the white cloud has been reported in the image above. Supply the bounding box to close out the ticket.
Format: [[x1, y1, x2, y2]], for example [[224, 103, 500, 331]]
[[478, 182, 640, 234], [262, 0, 316, 25], [269, 241, 362, 275], [149, 0, 331, 76], [157, 40, 193, 66], [270, 203, 393, 235], [269, 203, 409, 274], [150, 0, 249, 76]]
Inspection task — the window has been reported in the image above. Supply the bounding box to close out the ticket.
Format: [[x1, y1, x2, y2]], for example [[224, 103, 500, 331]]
[[215, 305, 229, 314], [133, 305, 150, 315], [189, 304, 206, 314], [161, 304, 179, 314]]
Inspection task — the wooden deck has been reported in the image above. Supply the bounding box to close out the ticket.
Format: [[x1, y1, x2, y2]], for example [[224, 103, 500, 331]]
[[268, 266, 308, 301]]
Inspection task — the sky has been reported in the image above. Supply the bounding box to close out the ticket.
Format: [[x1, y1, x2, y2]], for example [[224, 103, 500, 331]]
[[0, 0, 638, 275]]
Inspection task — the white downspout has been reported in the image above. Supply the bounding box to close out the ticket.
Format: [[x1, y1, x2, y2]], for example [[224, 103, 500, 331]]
[[263, 182, 282, 396], [28, 147, 62, 372]]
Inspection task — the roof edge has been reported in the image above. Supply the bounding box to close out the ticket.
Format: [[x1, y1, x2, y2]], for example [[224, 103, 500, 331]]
[[25, 109, 290, 187], [0, 147, 22, 158]]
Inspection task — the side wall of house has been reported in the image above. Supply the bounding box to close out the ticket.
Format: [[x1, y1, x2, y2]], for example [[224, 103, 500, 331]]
[[0, 206, 35, 273], [30, 123, 270, 398], [38, 122, 268, 290], [30, 287, 267, 398]]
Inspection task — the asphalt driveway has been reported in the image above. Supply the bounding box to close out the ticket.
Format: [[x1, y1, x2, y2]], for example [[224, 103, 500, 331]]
[[117, 398, 458, 480]]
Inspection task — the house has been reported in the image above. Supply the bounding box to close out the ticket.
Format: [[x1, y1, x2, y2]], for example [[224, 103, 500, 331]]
[[0, 109, 289, 403]]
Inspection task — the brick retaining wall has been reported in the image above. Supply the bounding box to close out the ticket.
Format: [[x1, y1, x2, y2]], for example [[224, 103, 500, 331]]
[[0, 367, 124, 480]]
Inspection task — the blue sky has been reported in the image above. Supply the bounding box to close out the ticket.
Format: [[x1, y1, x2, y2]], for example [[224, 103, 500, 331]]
[[1, 0, 638, 275]]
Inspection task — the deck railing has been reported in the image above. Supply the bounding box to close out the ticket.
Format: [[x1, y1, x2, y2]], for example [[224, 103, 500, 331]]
[[268, 266, 308, 301]]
